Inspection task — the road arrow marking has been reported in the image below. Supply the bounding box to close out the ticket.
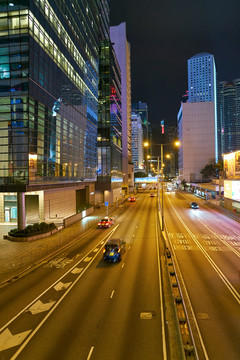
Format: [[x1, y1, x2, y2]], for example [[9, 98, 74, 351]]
[[27, 300, 56, 315], [0, 328, 32, 351], [54, 282, 72, 291], [71, 267, 84, 274], [83, 257, 92, 262], [93, 248, 99, 252]]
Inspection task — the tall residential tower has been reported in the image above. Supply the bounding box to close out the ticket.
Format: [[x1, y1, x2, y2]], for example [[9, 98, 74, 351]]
[[110, 23, 134, 194], [178, 53, 217, 182]]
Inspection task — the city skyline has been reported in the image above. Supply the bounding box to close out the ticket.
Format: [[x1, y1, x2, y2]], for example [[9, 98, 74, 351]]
[[110, 0, 240, 126]]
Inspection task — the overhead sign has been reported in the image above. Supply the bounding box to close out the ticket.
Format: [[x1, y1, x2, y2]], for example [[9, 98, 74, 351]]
[[135, 177, 158, 183], [105, 201, 109, 206]]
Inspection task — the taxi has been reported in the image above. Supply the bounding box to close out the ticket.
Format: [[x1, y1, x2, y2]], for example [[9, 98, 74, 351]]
[[98, 217, 114, 228]]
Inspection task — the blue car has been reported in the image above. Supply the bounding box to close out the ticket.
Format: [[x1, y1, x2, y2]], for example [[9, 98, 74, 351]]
[[190, 202, 199, 209], [103, 239, 126, 263]]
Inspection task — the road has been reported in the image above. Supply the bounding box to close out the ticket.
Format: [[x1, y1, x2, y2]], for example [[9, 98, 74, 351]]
[[164, 190, 240, 360], [0, 193, 174, 360]]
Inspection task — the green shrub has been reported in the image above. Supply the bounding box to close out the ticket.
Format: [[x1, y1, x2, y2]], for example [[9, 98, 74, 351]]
[[39, 222, 48, 231], [32, 223, 40, 232], [8, 222, 56, 237], [25, 225, 34, 234], [49, 223, 55, 230]]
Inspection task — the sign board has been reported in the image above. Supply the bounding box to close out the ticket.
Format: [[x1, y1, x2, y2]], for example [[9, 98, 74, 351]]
[[105, 201, 109, 206]]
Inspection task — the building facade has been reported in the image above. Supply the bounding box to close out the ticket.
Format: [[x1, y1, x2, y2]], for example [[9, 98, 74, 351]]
[[131, 113, 143, 172], [95, 39, 123, 203], [217, 79, 240, 157], [178, 53, 218, 182], [178, 102, 216, 182], [0, 0, 109, 226], [110, 22, 134, 194]]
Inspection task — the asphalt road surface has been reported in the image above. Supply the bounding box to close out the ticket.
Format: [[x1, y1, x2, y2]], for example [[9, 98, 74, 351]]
[[164, 190, 240, 360], [0, 193, 169, 360]]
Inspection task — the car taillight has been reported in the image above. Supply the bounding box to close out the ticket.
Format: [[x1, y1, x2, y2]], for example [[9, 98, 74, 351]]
[[106, 222, 109, 225], [98, 222, 101, 225]]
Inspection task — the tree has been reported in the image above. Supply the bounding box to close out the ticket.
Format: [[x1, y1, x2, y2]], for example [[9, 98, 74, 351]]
[[200, 159, 223, 180], [181, 179, 187, 190]]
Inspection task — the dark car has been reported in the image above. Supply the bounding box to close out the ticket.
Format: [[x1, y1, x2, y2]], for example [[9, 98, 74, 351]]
[[150, 193, 155, 197], [190, 202, 199, 209], [98, 217, 114, 228], [103, 239, 126, 263]]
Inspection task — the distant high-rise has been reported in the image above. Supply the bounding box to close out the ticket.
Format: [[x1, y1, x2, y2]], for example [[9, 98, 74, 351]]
[[110, 23, 133, 193], [131, 113, 143, 172], [188, 52, 217, 103], [217, 79, 240, 156], [178, 53, 217, 182], [132, 101, 149, 144]]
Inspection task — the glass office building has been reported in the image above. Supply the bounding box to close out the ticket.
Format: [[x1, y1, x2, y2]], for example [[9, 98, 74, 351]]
[[217, 79, 240, 156], [0, 0, 110, 225], [97, 39, 122, 190], [0, 0, 104, 190]]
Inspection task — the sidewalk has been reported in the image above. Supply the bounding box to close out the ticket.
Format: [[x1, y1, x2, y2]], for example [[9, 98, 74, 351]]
[[0, 203, 119, 287]]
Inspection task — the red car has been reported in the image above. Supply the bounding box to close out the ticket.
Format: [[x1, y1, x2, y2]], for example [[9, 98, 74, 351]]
[[129, 196, 136, 202], [98, 217, 114, 228]]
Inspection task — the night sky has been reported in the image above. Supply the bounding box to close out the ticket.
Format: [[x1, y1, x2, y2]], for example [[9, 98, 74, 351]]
[[109, 0, 240, 127]]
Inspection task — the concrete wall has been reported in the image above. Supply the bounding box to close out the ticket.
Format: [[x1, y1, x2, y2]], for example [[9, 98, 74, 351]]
[[181, 102, 216, 182], [44, 188, 76, 222]]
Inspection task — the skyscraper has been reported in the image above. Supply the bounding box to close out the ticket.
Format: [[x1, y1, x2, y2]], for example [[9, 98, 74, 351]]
[[131, 113, 143, 172], [217, 79, 240, 156], [178, 53, 217, 182], [96, 39, 123, 203], [188, 53, 217, 103], [110, 23, 134, 194], [0, 0, 109, 226]]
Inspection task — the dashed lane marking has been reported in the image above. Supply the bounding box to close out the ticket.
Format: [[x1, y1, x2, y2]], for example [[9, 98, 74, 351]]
[[54, 281, 72, 291], [71, 267, 84, 274]]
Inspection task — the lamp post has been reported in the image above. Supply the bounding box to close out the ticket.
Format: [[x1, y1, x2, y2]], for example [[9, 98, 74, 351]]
[[144, 141, 180, 231]]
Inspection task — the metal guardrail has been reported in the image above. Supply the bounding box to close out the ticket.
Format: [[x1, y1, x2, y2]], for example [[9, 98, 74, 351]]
[[158, 210, 198, 360]]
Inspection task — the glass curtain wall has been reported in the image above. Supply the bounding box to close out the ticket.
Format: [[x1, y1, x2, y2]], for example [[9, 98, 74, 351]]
[[0, 0, 101, 187], [97, 39, 122, 183]]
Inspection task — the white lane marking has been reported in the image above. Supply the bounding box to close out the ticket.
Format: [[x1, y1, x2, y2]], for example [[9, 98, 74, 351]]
[[54, 281, 72, 291], [128, 246, 131, 250], [93, 248, 99, 252], [100, 241, 104, 244], [216, 219, 240, 236], [27, 300, 56, 315], [110, 290, 115, 299], [9, 226, 120, 360], [133, 234, 135, 237], [199, 220, 240, 258], [84, 257, 92, 262], [169, 200, 240, 304], [0, 328, 32, 351], [166, 199, 209, 360], [122, 263, 125, 269], [71, 267, 84, 274], [87, 346, 94, 360]]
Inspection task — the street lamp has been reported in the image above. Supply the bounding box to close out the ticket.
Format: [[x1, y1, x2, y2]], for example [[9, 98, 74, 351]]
[[144, 141, 180, 231]]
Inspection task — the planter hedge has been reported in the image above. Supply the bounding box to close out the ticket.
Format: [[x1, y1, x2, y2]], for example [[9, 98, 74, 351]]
[[8, 222, 56, 237]]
